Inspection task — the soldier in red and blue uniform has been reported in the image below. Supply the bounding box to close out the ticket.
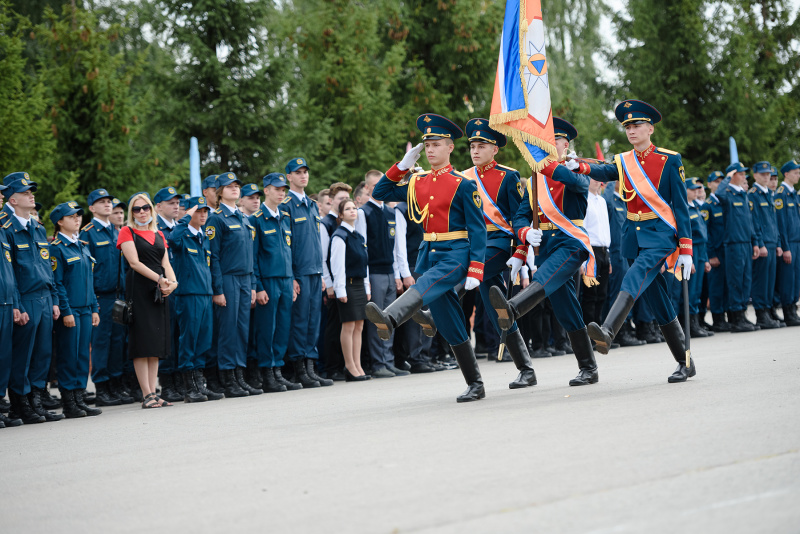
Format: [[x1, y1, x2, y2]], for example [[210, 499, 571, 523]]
[[775, 160, 800, 326], [569, 101, 696, 383], [748, 161, 783, 329], [489, 118, 600, 387], [0, 182, 23, 428], [366, 114, 488, 402]]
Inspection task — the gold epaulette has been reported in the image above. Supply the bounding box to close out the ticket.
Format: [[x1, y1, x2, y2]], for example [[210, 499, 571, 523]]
[[281, 197, 291, 204], [79, 239, 89, 245], [52, 239, 62, 245], [81, 223, 94, 232], [748, 187, 756, 194], [254, 210, 263, 218], [496, 164, 518, 173], [657, 147, 679, 156], [777, 186, 784, 194], [214, 208, 222, 214], [2, 220, 11, 229]]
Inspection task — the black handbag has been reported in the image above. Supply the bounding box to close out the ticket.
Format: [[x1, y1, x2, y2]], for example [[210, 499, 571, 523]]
[[111, 297, 133, 325]]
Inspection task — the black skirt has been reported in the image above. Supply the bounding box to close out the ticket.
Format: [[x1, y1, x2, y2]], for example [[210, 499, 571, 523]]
[[339, 277, 367, 323], [126, 230, 171, 360]]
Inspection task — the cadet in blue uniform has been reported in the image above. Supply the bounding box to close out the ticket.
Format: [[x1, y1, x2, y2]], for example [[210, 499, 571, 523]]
[[202, 175, 218, 209], [716, 163, 760, 332], [206, 172, 262, 397], [703, 171, 731, 332], [283, 158, 333, 388], [2, 173, 61, 423], [569, 101, 696, 383], [775, 160, 800, 326], [169, 196, 223, 402], [748, 161, 783, 329], [238, 183, 265, 388], [50, 202, 102, 418], [367, 114, 489, 402], [251, 173, 301, 392], [80, 188, 133, 406], [489, 118, 600, 386], [0, 182, 23, 428], [685, 178, 713, 337]]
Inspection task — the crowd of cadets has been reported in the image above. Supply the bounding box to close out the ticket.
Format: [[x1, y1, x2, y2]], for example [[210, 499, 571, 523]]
[[0, 130, 798, 424]]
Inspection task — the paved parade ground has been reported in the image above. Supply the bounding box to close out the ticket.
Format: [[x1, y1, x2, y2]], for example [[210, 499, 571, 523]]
[[4, 324, 800, 534]]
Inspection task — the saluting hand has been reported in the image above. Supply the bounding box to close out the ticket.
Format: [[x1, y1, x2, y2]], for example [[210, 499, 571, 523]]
[[92, 312, 100, 326], [398, 143, 424, 171]]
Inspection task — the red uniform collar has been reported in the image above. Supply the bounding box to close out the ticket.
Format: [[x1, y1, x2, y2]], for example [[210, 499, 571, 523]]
[[635, 144, 656, 160], [476, 160, 497, 175], [430, 164, 453, 178]]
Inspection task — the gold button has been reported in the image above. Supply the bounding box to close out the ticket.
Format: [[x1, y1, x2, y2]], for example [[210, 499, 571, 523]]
[[662, 156, 666, 160], [636, 226, 641, 230], [456, 178, 461, 183], [430, 196, 434, 200], [640, 161, 645, 165], [429, 214, 434, 218], [433, 178, 437, 182], [431, 249, 436, 252], [551, 232, 556, 236], [550, 187, 554, 191]]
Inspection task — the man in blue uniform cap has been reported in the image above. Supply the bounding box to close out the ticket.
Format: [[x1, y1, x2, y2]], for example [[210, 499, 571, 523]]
[[775, 160, 800, 325], [202, 175, 218, 209], [749, 161, 783, 329], [561, 100, 696, 383], [0, 182, 23, 427], [685, 178, 713, 337], [703, 170, 731, 332], [367, 113, 489, 402], [2, 173, 60, 423]]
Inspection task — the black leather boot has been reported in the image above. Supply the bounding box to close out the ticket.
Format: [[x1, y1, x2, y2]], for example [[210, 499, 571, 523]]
[[728, 310, 754, 332], [305, 359, 333, 386], [204, 367, 225, 395], [411, 307, 437, 338], [260, 368, 288, 393], [769, 306, 786, 327], [660, 318, 697, 383], [0, 395, 10, 413], [246, 360, 263, 390], [783, 306, 800, 327], [173, 372, 186, 397], [221, 369, 249, 398], [451, 340, 485, 402], [29, 388, 65, 421], [110, 376, 135, 404], [689, 315, 712, 338], [39, 386, 61, 410], [291, 359, 320, 388], [235, 367, 263, 395], [193, 369, 223, 400], [0, 411, 23, 427], [568, 328, 599, 386], [9, 391, 45, 424], [59, 389, 86, 419], [75, 389, 102, 416], [183, 371, 208, 402], [587, 292, 635, 355], [710, 312, 732, 332], [95, 381, 123, 406], [755, 309, 781, 330], [506, 329, 537, 389], [365, 287, 424, 341], [124, 372, 144, 402], [616, 319, 645, 346], [489, 282, 545, 331], [158, 373, 183, 403], [274, 367, 303, 390]]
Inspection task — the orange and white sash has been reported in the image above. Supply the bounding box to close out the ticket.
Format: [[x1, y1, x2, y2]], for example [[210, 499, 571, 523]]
[[529, 173, 598, 286], [615, 150, 681, 276], [464, 167, 513, 236]]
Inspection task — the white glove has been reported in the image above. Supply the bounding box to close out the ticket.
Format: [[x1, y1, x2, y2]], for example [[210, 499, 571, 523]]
[[464, 276, 480, 291], [564, 158, 579, 171], [526, 228, 543, 247], [398, 143, 424, 171], [506, 256, 524, 283], [520, 265, 530, 280], [675, 254, 693, 280]]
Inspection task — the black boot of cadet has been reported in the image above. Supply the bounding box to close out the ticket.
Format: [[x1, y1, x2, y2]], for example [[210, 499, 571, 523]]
[[451, 341, 485, 403], [567, 328, 599, 386], [505, 329, 537, 389], [366, 287, 424, 341], [587, 292, 635, 355], [660, 318, 697, 383], [489, 282, 545, 332]]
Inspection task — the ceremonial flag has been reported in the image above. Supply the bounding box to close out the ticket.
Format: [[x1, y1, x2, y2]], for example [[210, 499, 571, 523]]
[[490, 0, 557, 173]]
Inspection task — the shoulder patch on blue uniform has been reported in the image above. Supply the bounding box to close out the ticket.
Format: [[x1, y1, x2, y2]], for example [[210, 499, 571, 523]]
[[81, 223, 94, 232], [748, 187, 756, 194], [280, 211, 290, 217], [777, 186, 784, 194], [214, 208, 222, 214], [656, 147, 679, 156], [52, 239, 62, 245], [281, 197, 291, 204], [452, 170, 468, 179], [254, 210, 262, 218], [497, 164, 518, 173], [2, 221, 11, 229], [79, 239, 88, 245]]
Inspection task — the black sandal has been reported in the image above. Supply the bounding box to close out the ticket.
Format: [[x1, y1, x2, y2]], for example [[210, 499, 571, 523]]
[[142, 393, 160, 409], [155, 396, 173, 407]]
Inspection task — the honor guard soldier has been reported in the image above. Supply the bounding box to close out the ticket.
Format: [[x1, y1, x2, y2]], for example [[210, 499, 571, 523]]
[[51, 202, 102, 418], [703, 171, 731, 332], [685, 178, 713, 337], [2, 173, 60, 423], [251, 173, 302, 392], [283, 157, 333, 388], [749, 161, 783, 329], [202, 175, 218, 209], [775, 161, 800, 325], [169, 196, 223, 402], [563, 101, 696, 383], [80, 188, 133, 406], [460, 118, 536, 389], [366, 113, 489, 402], [716, 163, 760, 332], [489, 118, 600, 387], [207, 172, 262, 397], [0, 182, 23, 427]]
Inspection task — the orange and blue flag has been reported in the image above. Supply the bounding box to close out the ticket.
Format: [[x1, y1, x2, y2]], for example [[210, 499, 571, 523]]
[[490, 0, 557, 173]]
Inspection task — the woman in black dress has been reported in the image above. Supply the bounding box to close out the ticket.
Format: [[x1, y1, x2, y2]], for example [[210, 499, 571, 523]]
[[117, 193, 178, 408]]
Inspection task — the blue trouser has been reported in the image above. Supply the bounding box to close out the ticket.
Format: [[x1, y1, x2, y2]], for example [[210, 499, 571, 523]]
[[366, 272, 397, 370], [724, 242, 752, 312], [688, 245, 706, 314], [213, 274, 252, 370], [414, 249, 471, 346], [603, 255, 628, 322], [55, 306, 93, 390], [11, 293, 53, 395], [0, 305, 13, 395], [531, 234, 588, 333], [778, 242, 800, 306], [254, 276, 293, 368], [751, 244, 777, 310], [620, 247, 678, 325], [91, 294, 127, 383], [479, 245, 520, 336], [287, 274, 321, 362], [707, 250, 727, 314], [174, 294, 213, 371]]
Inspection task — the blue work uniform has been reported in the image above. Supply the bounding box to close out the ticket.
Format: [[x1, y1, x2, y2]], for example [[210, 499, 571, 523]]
[[2, 206, 57, 395], [749, 183, 779, 310], [687, 200, 709, 314], [157, 215, 180, 376], [51, 235, 99, 390], [0, 230, 18, 398], [169, 216, 213, 371], [251, 204, 294, 368], [703, 194, 728, 314], [775, 183, 800, 306], [373, 163, 487, 345], [283, 190, 323, 362], [206, 203, 256, 370], [80, 219, 126, 385], [715, 176, 758, 312]]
